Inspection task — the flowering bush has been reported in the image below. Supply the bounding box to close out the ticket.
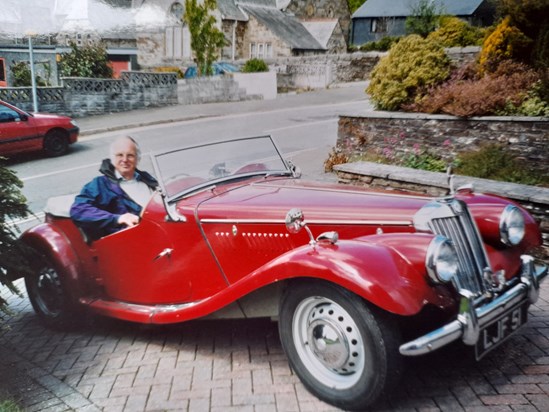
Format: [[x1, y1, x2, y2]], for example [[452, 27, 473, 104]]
[[367, 35, 451, 111], [427, 16, 485, 47]]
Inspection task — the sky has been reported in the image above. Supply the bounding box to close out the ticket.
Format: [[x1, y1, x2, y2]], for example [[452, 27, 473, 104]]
[[0, 0, 171, 37]]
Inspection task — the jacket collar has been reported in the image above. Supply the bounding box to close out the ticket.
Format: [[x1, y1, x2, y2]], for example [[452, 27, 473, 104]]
[[99, 158, 159, 189]]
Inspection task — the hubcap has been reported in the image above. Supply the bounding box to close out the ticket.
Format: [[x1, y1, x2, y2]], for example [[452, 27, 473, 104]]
[[34, 267, 63, 316], [293, 296, 366, 389]]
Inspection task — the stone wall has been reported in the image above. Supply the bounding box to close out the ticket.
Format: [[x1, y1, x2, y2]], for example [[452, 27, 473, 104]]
[[336, 112, 549, 176], [0, 71, 177, 117]]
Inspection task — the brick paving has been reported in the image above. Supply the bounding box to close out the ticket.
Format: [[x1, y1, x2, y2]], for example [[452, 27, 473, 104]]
[[0, 277, 548, 411]]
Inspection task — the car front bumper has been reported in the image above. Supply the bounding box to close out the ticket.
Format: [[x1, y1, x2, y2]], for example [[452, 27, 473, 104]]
[[399, 255, 548, 357]]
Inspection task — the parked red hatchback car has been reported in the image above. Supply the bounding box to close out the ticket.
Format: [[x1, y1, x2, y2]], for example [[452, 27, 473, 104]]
[[19, 136, 547, 410], [0, 100, 79, 157]]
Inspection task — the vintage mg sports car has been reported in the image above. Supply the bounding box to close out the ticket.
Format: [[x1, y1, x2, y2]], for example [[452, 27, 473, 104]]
[[20, 135, 547, 410]]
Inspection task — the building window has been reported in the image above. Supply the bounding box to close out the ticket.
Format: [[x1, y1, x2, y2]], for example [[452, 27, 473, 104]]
[[249, 42, 272, 58], [76, 33, 83, 46], [166, 2, 190, 59], [370, 18, 388, 33]]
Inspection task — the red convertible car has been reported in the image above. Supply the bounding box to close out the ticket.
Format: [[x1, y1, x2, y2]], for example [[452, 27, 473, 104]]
[[20, 136, 547, 410]]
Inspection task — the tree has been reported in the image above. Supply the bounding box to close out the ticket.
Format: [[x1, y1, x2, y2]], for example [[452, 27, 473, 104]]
[[0, 160, 31, 316], [405, 0, 445, 38], [184, 0, 226, 77], [59, 41, 113, 78]]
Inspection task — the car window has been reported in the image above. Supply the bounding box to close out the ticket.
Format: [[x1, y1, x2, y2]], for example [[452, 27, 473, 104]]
[[0, 104, 20, 123], [152, 135, 291, 201]]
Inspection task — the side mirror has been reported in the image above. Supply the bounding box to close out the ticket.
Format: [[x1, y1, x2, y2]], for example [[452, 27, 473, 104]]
[[285, 208, 304, 234]]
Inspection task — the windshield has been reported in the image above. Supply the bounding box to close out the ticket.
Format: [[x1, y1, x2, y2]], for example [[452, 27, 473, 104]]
[[152, 135, 291, 202]]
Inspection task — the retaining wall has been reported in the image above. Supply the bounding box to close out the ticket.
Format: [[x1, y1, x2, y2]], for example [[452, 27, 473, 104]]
[[337, 112, 549, 176]]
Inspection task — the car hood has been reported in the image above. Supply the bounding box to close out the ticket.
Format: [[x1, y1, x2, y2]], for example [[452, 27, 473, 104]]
[[32, 113, 72, 122], [195, 178, 431, 224]]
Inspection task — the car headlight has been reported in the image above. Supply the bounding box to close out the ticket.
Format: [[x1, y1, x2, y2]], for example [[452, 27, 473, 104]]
[[426, 235, 459, 284], [70, 119, 78, 127], [500, 205, 525, 246]]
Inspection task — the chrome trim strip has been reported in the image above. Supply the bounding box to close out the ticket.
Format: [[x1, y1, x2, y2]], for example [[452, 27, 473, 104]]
[[200, 218, 413, 226], [399, 256, 547, 357]]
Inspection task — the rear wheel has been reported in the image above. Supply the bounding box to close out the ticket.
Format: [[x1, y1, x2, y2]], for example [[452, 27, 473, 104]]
[[279, 281, 402, 411], [43, 130, 69, 156], [25, 255, 78, 329]]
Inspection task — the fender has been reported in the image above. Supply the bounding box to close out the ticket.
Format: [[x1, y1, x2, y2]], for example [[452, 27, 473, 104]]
[[20, 223, 84, 301], [246, 232, 448, 316]]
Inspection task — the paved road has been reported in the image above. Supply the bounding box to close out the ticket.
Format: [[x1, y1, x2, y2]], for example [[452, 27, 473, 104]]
[[2, 86, 549, 411]]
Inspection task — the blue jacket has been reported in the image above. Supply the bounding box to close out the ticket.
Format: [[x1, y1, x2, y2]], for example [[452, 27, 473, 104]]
[[70, 159, 158, 240]]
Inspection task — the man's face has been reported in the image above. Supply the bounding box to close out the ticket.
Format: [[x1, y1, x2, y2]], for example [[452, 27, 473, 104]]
[[112, 138, 138, 180]]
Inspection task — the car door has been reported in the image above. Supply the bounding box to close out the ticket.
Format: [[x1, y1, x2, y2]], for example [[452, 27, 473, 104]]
[[0, 103, 38, 155]]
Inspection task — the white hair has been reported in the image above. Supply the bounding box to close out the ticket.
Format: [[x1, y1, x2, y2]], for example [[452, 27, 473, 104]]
[[110, 136, 141, 163]]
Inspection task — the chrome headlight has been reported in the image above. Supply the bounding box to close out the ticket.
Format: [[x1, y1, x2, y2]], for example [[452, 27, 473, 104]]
[[500, 205, 525, 246], [426, 235, 459, 284]]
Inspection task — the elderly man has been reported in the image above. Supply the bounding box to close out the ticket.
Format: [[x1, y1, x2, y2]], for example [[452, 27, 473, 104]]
[[70, 136, 158, 240]]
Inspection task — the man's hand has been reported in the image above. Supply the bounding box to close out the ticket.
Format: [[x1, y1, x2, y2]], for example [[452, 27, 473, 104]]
[[118, 213, 140, 228]]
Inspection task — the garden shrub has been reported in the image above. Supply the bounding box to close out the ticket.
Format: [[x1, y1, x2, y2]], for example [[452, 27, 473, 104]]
[[405, 0, 444, 38], [358, 36, 400, 52], [10, 61, 47, 87], [478, 16, 532, 74], [367, 35, 451, 111], [241, 58, 269, 73], [153, 66, 184, 78], [59, 41, 113, 78], [408, 60, 542, 117], [427, 16, 485, 47], [0, 160, 31, 317], [455, 143, 546, 186]]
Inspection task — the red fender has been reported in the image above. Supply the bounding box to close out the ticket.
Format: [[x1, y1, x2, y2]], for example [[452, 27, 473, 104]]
[[247, 233, 447, 316], [20, 223, 83, 301]]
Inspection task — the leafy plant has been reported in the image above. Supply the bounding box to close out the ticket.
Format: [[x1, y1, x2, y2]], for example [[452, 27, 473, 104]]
[[358, 36, 401, 52], [0, 400, 23, 412], [405, 0, 445, 37], [59, 41, 113, 78], [367, 35, 451, 110], [455, 143, 546, 185], [184, 0, 226, 77], [241, 58, 269, 73], [427, 16, 485, 47], [478, 16, 531, 74], [153, 66, 185, 78], [409, 60, 542, 117], [324, 148, 349, 172], [0, 159, 31, 317], [10, 61, 46, 87]]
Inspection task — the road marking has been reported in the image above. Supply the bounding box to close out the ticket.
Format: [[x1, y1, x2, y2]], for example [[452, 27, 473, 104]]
[[265, 118, 335, 133]]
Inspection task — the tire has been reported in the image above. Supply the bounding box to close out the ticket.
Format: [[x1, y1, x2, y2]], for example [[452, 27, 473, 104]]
[[43, 130, 69, 156], [25, 255, 78, 329], [279, 280, 403, 411]]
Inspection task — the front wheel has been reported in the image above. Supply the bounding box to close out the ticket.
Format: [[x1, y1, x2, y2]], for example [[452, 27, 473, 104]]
[[25, 255, 78, 329], [43, 130, 69, 156], [279, 281, 403, 411]]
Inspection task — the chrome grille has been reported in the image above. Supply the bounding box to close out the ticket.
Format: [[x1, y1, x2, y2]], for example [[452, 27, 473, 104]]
[[415, 198, 490, 296]]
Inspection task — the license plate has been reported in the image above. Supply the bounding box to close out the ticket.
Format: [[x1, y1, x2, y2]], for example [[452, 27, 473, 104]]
[[475, 301, 528, 360]]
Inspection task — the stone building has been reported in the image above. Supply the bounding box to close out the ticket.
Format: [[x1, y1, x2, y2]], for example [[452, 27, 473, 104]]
[[133, 0, 349, 68]]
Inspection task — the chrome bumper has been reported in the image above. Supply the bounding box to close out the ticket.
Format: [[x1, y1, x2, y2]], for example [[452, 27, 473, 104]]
[[399, 255, 548, 356]]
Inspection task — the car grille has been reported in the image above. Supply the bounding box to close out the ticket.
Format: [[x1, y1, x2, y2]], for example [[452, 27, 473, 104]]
[[416, 199, 490, 297]]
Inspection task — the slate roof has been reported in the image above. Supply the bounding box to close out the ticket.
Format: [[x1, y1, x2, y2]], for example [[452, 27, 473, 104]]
[[353, 0, 486, 18], [218, 0, 248, 21], [239, 4, 324, 50]]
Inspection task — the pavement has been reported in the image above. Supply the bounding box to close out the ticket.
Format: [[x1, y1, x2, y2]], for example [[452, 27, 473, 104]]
[[2, 88, 549, 411]]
